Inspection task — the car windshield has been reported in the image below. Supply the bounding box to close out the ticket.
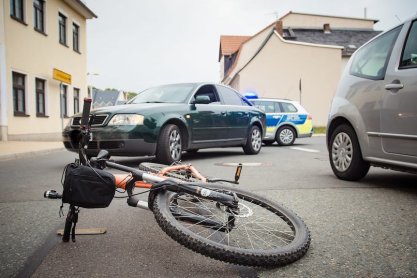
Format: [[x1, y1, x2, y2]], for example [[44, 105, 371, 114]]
[[129, 84, 197, 104]]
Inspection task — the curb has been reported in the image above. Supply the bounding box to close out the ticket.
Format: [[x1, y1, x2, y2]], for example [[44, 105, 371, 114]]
[[0, 147, 65, 162]]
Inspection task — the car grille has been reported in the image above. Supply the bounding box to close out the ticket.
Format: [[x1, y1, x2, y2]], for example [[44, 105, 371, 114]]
[[72, 114, 109, 127], [88, 141, 99, 149]]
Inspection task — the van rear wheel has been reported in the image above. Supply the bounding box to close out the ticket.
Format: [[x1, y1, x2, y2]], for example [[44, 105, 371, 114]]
[[329, 124, 370, 181]]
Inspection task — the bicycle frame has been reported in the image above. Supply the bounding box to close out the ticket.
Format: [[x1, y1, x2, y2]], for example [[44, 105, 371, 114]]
[[113, 164, 207, 190], [103, 160, 238, 210]]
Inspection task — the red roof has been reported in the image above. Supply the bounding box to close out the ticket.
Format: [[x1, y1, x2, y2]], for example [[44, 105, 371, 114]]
[[219, 35, 251, 61]]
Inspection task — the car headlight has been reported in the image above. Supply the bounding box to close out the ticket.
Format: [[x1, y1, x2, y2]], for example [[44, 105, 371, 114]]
[[108, 114, 144, 126]]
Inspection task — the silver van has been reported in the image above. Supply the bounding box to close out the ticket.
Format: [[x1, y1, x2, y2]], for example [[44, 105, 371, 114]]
[[327, 15, 417, 181]]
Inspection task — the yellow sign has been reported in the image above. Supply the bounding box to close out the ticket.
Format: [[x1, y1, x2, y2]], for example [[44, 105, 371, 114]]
[[53, 68, 72, 84]]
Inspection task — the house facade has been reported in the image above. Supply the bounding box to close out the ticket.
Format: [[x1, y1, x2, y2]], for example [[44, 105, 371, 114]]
[[0, 0, 96, 141], [220, 12, 381, 126]]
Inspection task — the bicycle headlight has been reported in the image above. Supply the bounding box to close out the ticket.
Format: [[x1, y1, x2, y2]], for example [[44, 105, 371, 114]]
[[108, 114, 144, 126]]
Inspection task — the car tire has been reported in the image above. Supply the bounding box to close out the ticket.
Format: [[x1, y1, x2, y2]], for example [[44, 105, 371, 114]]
[[243, 125, 262, 155], [276, 126, 296, 146], [329, 124, 370, 181], [155, 124, 182, 164]]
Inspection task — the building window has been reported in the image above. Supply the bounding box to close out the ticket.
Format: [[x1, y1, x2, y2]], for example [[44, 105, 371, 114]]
[[33, 0, 45, 33], [10, 0, 24, 22], [36, 78, 46, 116], [60, 84, 67, 117], [73, 23, 80, 52], [12, 72, 26, 115], [74, 88, 80, 114], [59, 13, 67, 45]]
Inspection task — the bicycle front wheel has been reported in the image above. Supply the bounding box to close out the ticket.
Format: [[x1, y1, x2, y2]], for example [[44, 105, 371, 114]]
[[153, 183, 310, 267]]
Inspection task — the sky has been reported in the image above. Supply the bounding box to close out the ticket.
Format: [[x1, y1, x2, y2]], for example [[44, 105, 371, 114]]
[[83, 0, 416, 92]]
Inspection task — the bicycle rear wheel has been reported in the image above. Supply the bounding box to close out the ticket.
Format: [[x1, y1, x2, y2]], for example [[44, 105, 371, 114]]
[[153, 183, 310, 267]]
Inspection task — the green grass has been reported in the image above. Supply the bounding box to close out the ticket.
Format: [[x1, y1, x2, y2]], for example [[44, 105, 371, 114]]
[[313, 126, 326, 134]]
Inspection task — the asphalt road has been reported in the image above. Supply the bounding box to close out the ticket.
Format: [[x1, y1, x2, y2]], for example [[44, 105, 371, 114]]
[[1, 136, 416, 277]]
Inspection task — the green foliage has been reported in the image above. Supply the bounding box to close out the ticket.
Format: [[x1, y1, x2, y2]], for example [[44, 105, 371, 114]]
[[313, 126, 326, 134]]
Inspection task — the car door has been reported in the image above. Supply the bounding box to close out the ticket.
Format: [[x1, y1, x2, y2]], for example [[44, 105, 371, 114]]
[[187, 85, 228, 143], [216, 85, 250, 140], [381, 20, 417, 157], [252, 100, 280, 140]]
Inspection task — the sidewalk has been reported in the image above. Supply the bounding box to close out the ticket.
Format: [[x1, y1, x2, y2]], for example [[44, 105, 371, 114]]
[[0, 141, 64, 161]]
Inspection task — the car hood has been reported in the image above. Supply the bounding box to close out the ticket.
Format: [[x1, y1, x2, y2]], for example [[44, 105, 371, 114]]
[[79, 103, 187, 116]]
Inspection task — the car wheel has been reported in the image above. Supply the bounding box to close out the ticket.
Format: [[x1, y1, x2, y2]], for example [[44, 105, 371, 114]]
[[243, 125, 262, 154], [276, 126, 296, 146], [329, 124, 370, 181], [156, 124, 182, 164]]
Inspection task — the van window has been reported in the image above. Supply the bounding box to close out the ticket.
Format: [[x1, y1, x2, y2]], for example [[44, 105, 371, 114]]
[[400, 20, 417, 69], [350, 26, 402, 80]]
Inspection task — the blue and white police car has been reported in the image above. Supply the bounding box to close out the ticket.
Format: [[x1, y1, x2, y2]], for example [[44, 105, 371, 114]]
[[247, 95, 313, 146]]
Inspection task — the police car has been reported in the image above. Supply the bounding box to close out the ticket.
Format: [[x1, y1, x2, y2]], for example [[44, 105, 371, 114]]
[[248, 96, 313, 146]]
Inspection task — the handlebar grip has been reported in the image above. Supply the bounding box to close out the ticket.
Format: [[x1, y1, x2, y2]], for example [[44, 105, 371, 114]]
[[80, 97, 92, 127], [62, 212, 72, 242]]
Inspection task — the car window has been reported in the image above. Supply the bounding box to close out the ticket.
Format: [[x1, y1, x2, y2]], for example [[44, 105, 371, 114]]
[[274, 102, 282, 113], [251, 101, 272, 112], [350, 25, 402, 80], [191, 85, 220, 104], [280, 102, 298, 113], [400, 20, 417, 69], [216, 85, 247, 106], [130, 84, 196, 104]]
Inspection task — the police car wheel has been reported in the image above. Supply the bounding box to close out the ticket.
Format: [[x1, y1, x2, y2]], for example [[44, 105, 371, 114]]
[[276, 126, 296, 146]]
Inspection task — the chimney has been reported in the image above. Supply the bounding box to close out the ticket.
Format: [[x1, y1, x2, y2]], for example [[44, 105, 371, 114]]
[[275, 20, 283, 36], [323, 23, 331, 34]]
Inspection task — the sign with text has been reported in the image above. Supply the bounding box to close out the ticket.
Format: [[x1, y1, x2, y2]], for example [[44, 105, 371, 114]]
[[53, 68, 72, 84]]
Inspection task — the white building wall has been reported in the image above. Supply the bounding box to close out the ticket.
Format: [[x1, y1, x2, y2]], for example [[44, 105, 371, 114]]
[[235, 33, 342, 126], [1, 0, 91, 140]]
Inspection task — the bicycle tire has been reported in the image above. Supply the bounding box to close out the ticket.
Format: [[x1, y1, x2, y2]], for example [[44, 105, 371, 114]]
[[139, 162, 200, 182], [152, 183, 311, 267]]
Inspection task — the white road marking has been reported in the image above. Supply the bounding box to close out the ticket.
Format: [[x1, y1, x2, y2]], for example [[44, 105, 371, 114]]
[[290, 147, 320, 153]]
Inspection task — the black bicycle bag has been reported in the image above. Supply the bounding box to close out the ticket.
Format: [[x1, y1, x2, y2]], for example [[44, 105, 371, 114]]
[[62, 163, 115, 208]]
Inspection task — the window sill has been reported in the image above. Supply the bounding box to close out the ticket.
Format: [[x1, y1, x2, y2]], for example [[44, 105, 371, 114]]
[[34, 28, 47, 36], [60, 42, 69, 48], [73, 49, 82, 55], [36, 114, 49, 118], [10, 15, 27, 26], [14, 112, 30, 117]]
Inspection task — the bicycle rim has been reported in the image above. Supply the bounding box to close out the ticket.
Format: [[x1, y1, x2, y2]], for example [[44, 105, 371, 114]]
[[153, 183, 310, 267]]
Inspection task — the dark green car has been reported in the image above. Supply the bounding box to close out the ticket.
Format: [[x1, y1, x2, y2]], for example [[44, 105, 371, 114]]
[[63, 83, 266, 164]]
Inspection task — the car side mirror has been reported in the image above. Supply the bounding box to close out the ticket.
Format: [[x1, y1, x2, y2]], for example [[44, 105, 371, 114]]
[[194, 95, 211, 104]]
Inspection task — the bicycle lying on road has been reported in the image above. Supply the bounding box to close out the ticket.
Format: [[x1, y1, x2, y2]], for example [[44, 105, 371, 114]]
[[44, 98, 310, 267]]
